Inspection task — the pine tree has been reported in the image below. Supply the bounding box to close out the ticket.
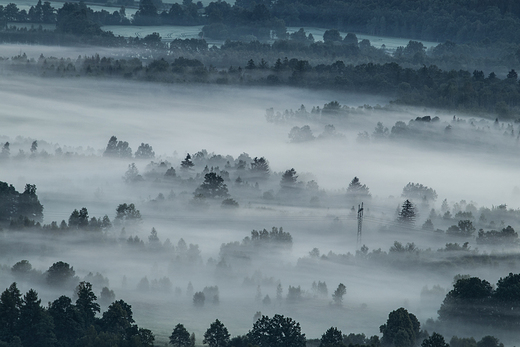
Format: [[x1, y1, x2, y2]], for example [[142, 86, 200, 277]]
[[397, 199, 416, 226]]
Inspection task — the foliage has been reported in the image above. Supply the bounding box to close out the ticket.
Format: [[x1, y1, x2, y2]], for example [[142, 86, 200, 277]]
[[203, 319, 230, 347], [331, 283, 346, 306], [402, 183, 437, 202], [346, 177, 371, 201], [115, 203, 141, 222], [0, 282, 153, 346], [46, 261, 77, 288], [103, 136, 132, 158], [397, 200, 416, 227], [289, 125, 314, 142], [421, 333, 449, 347], [194, 173, 229, 198], [477, 226, 518, 244], [170, 323, 191, 347], [319, 327, 344, 347], [248, 314, 305, 347], [0, 181, 43, 224], [379, 307, 421, 347]]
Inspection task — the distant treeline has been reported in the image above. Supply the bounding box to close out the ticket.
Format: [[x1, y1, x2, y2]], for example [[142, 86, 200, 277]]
[[5, 48, 520, 117], [5, 0, 520, 45], [6, 0, 520, 44]]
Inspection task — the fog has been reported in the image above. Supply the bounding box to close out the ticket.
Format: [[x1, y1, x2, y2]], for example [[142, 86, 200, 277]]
[[1, 49, 520, 345]]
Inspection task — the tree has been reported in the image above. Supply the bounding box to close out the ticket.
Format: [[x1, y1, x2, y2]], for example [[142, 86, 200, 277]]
[[332, 283, 346, 306], [344, 33, 358, 46], [438, 277, 493, 324], [0, 142, 9, 158], [422, 333, 449, 347], [68, 207, 89, 229], [323, 29, 341, 42], [397, 200, 416, 226], [99, 287, 116, 306], [30, 140, 38, 153], [380, 307, 420, 347], [289, 125, 314, 142], [193, 292, 205, 307], [46, 261, 77, 288], [280, 168, 299, 193], [0, 283, 22, 342], [103, 136, 132, 158], [402, 183, 437, 202], [320, 327, 344, 347], [124, 163, 144, 183], [18, 289, 56, 347], [203, 319, 230, 347], [18, 184, 44, 222], [48, 295, 82, 344], [346, 177, 371, 200], [135, 143, 155, 159], [250, 157, 270, 180], [507, 69, 518, 80], [133, 0, 160, 25], [101, 300, 134, 335], [170, 323, 191, 347], [181, 153, 194, 170], [248, 314, 305, 347], [115, 203, 141, 222], [75, 281, 100, 329], [194, 173, 229, 198]]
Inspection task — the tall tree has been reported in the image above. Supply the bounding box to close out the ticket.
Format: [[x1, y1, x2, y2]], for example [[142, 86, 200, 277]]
[[421, 333, 449, 347], [0, 283, 22, 342], [346, 177, 371, 201], [18, 289, 56, 347], [248, 314, 305, 347], [397, 200, 416, 226], [46, 261, 77, 288], [332, 283, 346, 306], [250, 157, 270, 180], [320, 327, 343, 347], [194, 173, 229, 198], [75, 282, 100, 329], [380, 307, 420, 347], [170, 323, 191, 347], [203, 319, 230, 347]]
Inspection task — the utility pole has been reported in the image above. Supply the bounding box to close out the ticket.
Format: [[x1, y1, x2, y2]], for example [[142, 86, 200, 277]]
[[357, 202, 364, 246]]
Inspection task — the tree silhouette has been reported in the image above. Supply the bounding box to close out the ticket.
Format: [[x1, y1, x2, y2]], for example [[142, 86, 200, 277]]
[[397, 200, 416, 227], [320, 327, 343, 347], [248, 314, 305, 347], [194, 173, 229, 198], [170, 323, 191, 347], [203, 319, 230, 347], [332, 283, 346, 306]]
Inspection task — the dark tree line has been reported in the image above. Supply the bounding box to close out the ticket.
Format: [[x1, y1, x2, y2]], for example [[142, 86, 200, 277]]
[[438, 273, 520, 329], [8, 47, 520, 117], [0, 181, 43, 225], [0, 282, 153, 347]]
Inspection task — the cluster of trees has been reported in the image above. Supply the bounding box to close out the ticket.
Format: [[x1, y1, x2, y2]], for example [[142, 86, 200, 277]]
[[0, 281, 153, 347], [8, 0, 520, 44], [268, 0, 520, 44], [104, 136, 155, 159], [1, 277, 508, 347], [438, 273, 520, 329], [298, 239, 520, 274], [220, 227, 293, 263], [0, 181, 43, 225]]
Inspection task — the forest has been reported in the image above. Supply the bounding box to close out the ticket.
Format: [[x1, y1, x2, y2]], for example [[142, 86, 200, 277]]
[[2, 0, 520, 346]]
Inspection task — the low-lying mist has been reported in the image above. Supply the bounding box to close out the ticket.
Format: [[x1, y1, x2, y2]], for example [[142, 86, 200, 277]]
[[1, 68, 520, 345]]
